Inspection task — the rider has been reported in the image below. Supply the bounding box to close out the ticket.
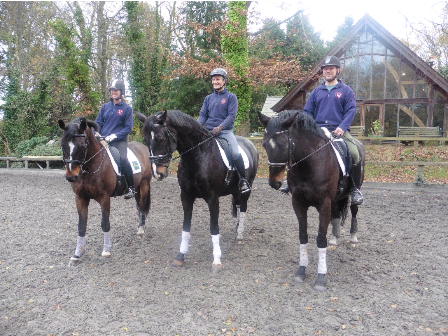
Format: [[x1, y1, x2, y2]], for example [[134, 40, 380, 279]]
[[95, 79, 135, 199], [280, 56, 363, 205], [197, 68, 251, 194]]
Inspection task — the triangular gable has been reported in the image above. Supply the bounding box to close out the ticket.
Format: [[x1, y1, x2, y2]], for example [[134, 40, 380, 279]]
[[273, 13, 448, 112]]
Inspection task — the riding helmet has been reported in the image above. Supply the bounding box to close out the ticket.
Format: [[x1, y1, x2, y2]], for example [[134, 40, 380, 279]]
[[321, 56, 341, 69], [210, 68, 228, 82], [109, 79, 126, 96]]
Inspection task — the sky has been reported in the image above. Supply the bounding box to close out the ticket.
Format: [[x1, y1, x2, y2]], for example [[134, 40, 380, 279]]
[[250, 0, 446, 42]]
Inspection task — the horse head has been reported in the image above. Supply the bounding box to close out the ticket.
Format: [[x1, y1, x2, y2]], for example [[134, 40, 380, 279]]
[[136, 111, 177, 181], [58, 117, 98, 182], [258, 110, 298, 190]]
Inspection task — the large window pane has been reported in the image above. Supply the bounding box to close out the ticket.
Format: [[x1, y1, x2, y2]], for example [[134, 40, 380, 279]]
[[372, 55, 385, 99], [384, 104, 398, 136], [352, 106, 362, 126], [399, 104, 413, 127], [433, 104, 445, 130], [400, 62, 415, 98], [372, 36, 386, 54], [365, 105, 381, 136], [385, 57, 399, 98], [358, 55, 371, 99], [359, 30, 372, 55], [344, 57, 357, 93], [414, 73, 429, 98], [414, 103, 428, 126], [344, 38, 358, 58]]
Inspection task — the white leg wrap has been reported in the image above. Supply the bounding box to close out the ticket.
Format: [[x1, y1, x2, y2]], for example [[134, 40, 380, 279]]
[[180, 231, 191, 254], [318, 247, 327, 274], [299, 244, 309, 267], [103, 232, 112, 253], [74, 236, 86, 257], [211, 234, 221, 260], [237, 212, 245, 238]]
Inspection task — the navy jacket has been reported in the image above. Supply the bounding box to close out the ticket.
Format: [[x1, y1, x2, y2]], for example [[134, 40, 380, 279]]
[[198, 89, 238, 130], [303, 80, 356, 132], [95, 99, 133, 142]]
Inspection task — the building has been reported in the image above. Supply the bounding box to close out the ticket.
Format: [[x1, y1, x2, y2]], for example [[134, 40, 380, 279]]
[[272, 14, 448, 137]]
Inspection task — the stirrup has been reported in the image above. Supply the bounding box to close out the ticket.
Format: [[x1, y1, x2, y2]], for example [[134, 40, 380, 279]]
[[124, 187, 135, 199], [239, 180, 251, 194], [350, 188, 363, 205]]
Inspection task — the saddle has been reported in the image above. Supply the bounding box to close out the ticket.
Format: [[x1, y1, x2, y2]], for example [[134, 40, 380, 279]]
[[215, 137, 249, 186]]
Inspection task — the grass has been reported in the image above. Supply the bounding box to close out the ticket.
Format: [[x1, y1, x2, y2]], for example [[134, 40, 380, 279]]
[[166, 140, 448, 185]]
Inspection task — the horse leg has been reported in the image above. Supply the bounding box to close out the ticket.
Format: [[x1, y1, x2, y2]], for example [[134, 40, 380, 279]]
[[172, 193, 194, 268], [328, 217, 341, 247], [100, 197, 112, 259], [209, 198, 222, 273], [314, 201, 331, 292], [235, 193, 249, 243], [69, 196, 90, 266], [292, 200, 309, 283], [350, 204, 359, 245], [136, 181, 151, 237]]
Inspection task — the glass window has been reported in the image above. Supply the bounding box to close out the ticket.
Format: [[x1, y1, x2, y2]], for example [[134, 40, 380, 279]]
[[414, 103, 428, 126], [385, 57, 399, 99], [400, 62, 415, 98], [372, 55, 385, 99], [372, 36, 386, 54], [352, 106, 362, 126], [344, 57, 357, 93], [344, 37, 358, 58], [384, 104, 398, 136], [433, 104, 445, 130], [365, 105, 381, 136], [414, 73, 429, 98], [435, 90, 446, 101], [398, 104, 414, 127], [359, 29, 372, 55], [358, 55, 371, 99], [387, 48, 395, 56]]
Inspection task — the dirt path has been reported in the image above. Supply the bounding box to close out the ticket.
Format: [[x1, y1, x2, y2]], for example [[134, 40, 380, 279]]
[[0, 169, 447, 335]]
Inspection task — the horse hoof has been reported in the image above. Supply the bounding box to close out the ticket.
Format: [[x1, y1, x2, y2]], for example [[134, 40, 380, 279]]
[[137, 226, 145, 237], [349, 242, 357, 248], [236, 236, 244, 244], [314, 274, 327, 292], [171, 259, 184, 267], [293, 266, 306, 283], [68, 256, 82, 267], [212, 264, 223, 273]]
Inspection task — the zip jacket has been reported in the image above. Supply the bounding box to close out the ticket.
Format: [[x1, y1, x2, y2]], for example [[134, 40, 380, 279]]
[[198, 88, 238, 130], [303, 80, 356, 132], [95, 99, 133, 142]]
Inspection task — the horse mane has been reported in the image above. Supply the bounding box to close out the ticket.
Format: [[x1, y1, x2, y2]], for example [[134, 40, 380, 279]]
[[294, 112, 327, 140], [265, 110, 299, 136], [165, 110, 209, 136], [62, 117, 100, 142]]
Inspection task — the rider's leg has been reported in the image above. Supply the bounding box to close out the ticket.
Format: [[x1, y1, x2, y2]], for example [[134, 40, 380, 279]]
[[342, 132, 363, 205], [220, 130, 251, 194], [110, 140, 135, 199]]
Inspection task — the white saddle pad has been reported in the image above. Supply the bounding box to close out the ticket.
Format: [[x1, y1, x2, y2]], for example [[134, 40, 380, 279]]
[[321, 127, 347, 176], [215, 139, 250, 170], [104, 145, 142, 175]]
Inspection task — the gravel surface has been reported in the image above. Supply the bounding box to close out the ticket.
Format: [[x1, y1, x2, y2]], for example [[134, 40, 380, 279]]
[[1, 169, 447, 335]]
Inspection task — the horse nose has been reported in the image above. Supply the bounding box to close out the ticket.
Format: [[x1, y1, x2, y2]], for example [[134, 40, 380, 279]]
[[66, 175, 77, 182], [269, 180, 282, 190]]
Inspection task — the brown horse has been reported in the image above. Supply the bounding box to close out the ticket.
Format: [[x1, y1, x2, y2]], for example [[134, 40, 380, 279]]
[[259, 110, 365, 291], [58, 117, 152, 266]]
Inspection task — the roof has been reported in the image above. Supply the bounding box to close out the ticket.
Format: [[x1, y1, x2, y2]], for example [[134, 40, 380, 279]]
[[272, 13, 448, 112], [261, 96, 283, 117]]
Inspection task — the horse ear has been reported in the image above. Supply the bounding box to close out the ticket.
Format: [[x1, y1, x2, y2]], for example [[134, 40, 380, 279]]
[[258, 111, 271, 127], [156, 110, 167, 125], [281, 112, 298, 129], [79, 119, 87, 132], [58, 120, 66, 130], [135, 111, 146, 124]]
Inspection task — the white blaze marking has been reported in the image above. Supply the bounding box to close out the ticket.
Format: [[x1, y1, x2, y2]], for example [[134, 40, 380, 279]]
[[268, 138, 276, 149], [68, 141, 75, 171]]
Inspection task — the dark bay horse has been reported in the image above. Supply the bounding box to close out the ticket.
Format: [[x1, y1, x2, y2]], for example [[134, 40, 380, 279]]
[[58, 117, 152, 266], [258, 110, 365, 291], [136, 110, 258, 273]]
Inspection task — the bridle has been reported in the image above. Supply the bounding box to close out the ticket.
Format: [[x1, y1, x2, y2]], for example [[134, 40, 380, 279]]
[[266, 129, 332, 169], [62, 133, 106, 174], [148, 123, 215, 167]]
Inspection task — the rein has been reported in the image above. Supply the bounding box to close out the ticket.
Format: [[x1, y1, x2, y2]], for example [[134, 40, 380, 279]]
[[267, 129, 332, 169]]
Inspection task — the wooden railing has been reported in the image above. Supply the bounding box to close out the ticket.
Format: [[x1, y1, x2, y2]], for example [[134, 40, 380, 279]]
[[0, 156, 63, 169]]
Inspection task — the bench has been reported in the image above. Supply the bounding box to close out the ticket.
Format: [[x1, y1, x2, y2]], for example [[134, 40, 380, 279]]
[[398, 126, 442, 147], [349, 126, 365, 138]]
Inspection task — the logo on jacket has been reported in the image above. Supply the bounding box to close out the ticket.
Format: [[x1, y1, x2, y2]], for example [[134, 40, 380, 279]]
[[335, 92, 342, 98], [117, 109, 124, 115], [221, 98, 227, 105]]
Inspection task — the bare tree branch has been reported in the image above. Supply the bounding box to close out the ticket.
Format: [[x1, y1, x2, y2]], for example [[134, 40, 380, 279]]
[[247, 8, 305, 36]]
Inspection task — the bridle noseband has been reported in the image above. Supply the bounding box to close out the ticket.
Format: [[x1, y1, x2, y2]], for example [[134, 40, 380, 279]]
[[148, 124, 177, 168], [62, 133, 106, 174]]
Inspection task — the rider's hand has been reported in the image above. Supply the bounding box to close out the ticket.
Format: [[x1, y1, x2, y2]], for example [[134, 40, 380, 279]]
[[105, 134, 117, 143], [211, 125, 223, 136], [333, 127, 344, 137]]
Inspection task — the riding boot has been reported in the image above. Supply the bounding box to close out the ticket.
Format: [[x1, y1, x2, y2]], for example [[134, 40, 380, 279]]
[[233, 154, 251, 194], [121, 158, 135, 199], [279, 180, 290, 195], [350, 162, 363, 205]]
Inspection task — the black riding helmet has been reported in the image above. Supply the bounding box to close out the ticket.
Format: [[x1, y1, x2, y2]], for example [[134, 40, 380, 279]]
[[109, 79, 126, 97], [210, 68, 228, 83], [321, 56, 341, 69]]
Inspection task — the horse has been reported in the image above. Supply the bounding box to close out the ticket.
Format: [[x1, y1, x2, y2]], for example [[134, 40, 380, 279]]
[[136, 110, 258, 273], [258, 110, 365, 291], [58, 117, 152, 266]]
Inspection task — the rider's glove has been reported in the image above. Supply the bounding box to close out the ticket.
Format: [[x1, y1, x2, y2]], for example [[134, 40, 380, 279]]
[[211, 125, 223, 136], [105, 134, 117, 143]]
